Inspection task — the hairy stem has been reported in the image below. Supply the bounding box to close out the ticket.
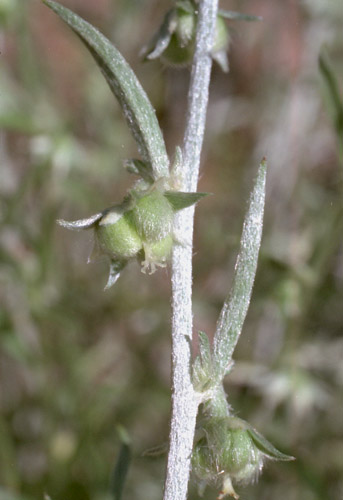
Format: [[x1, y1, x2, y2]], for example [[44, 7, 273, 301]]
[[164, 1, 219, 500]]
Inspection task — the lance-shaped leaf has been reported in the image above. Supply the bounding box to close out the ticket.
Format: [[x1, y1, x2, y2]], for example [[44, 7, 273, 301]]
[[218, 9, 262, 22], [43, 0, 169, 180], [213, 160, 267, 381], [164, 191, 209, 211]]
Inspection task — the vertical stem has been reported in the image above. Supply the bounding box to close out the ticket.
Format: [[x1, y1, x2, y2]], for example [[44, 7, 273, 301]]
[[164, 2, 219, 500]]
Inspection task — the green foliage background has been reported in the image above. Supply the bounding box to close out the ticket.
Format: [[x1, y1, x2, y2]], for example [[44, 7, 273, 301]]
[[1, 1, 342, 499]]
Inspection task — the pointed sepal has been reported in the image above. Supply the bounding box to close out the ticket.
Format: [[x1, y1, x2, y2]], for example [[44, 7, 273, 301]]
[[143, 9, 174, 60], [164, 191, 209, 211], [212, 49, 229, 73], [247, 426, 295, 461], [104, 259, 127, 290], [57, 213, 103, 231]]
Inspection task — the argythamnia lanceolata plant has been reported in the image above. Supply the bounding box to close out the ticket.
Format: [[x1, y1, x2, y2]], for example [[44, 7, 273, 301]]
[[44, 0, 294, 499]]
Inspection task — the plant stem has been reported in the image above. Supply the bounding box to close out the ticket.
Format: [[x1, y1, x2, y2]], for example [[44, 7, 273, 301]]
[[164, 1, 219, 500]]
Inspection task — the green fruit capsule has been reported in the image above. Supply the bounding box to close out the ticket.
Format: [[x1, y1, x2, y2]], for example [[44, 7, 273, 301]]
[[133, 190, 174, 242], [221, 428, 262, 482], [96, 209, 142, 260]]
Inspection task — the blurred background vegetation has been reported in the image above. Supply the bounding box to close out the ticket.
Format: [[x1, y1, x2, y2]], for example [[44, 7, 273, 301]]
[[1, 1, 342, 499]]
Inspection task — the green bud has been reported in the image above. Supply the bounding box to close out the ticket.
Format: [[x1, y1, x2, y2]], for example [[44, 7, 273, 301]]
[[96, 209, 142, 260], [133, 190, 174, 242]]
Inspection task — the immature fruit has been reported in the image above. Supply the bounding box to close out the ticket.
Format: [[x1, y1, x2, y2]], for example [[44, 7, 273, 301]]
[[144, 3, 230, 72], [96, 209, 142, 260], [133, 190, 174, 242], [192, 416, 293, 498]]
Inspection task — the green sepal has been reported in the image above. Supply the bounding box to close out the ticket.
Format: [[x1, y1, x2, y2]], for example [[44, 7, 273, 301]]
[[212, 49, 229, 73], [104, 259, 127, 290], [218, 9, 262, 22], [164, 191, 209, 211], [124, 159, 154, 184], [247, 426, 295, 461], [43, 0, 169, 180], [57, 212, 103, 230], [143, 9, 174, 60]]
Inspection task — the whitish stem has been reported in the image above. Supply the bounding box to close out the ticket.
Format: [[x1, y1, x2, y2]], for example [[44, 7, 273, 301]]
[[164, 1, 219, 500]]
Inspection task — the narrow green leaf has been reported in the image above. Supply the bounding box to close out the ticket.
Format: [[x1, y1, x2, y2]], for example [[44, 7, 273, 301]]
[[43, 0, 169, 180], [198, 331, 211, 368], [319, 51, 343, 160], [164, 191, 209, 211], [110, 442, 131, 500], [124, 159, 154, 184], [192, 331, 214, 392], [213, 160, 267, 380], [247, 427, 295, 461], [218, 9, 262, 22]]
